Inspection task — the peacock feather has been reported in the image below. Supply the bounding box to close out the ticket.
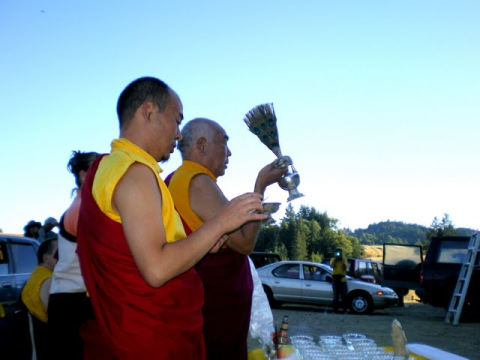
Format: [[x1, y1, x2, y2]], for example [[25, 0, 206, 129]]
[[243, 103, 282, 157]]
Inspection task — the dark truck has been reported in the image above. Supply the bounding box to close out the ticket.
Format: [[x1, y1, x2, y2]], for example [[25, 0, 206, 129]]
[[383, 236, 480, 316], [416, 236, 480, 317]]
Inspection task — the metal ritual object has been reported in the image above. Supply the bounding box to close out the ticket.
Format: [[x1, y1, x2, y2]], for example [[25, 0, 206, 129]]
[[244, 103, 304, 202], [262, 202, 281, 225]]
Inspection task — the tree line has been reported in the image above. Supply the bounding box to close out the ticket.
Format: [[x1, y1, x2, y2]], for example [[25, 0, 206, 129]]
[[254, 204, 478, 261]]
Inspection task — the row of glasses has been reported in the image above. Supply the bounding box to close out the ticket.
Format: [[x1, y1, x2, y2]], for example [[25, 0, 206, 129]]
[[289, 335, 326, 360], [288, 333, 414, 360]]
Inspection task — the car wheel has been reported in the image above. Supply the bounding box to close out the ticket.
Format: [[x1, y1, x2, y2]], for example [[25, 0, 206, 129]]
[[348, 291, 374, 314], [263, 285, 280, 308]]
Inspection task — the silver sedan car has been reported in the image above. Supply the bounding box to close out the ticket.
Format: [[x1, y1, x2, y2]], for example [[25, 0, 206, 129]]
[[257, 261, 398, 314]]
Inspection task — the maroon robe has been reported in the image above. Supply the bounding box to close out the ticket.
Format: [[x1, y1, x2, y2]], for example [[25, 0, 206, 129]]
[[196, 250, 253, 360], [77, 156, 206, 360], [165, 171, 253, 360]]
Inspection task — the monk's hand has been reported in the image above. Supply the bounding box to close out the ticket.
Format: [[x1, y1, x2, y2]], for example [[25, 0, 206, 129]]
[[215, 193, 267, 233], [274, 156, 293, 169], [255, 158, 289, 193]]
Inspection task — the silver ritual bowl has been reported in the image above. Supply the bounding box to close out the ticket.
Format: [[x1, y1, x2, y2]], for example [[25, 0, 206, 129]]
[[278, 171, 304, 202]]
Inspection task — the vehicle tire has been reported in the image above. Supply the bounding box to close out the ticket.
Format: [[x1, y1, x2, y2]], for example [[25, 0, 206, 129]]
[[348, 291, 374, 314], [263, 285, 280, 308]]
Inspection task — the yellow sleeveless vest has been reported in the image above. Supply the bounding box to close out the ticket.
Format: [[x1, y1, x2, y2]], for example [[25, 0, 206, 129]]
[[167, 160, 217, 232], [21, 266, 52, 322], [93, 138, 185, 243]]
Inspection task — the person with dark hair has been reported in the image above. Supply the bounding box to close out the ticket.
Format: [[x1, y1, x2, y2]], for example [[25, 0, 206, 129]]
[[76, 76, 267, 359], [166, 118, 286, 360], [38, 217, 59, 242], [23, 220, 42, 239], [21, 238, 58, 359], [48, 150, 99, 360], [330, 248, 348, 313]]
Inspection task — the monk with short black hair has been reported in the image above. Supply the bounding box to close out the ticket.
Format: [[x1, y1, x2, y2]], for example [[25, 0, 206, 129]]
[[77, 77, 267, 359]]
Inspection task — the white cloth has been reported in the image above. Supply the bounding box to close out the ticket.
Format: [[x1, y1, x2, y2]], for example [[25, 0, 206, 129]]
[[248, 257, 274, 345], [49, 233, 85, 294]]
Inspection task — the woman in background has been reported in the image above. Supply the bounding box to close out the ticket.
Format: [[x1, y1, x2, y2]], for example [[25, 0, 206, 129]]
[[48, 150, 99, 360]]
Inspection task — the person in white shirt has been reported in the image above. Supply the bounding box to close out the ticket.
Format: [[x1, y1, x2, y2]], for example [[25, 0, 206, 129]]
[[47, 150, 99, 360]]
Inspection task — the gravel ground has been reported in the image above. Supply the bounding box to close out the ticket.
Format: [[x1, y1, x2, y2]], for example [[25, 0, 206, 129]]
[[249, 301, 480, 359]]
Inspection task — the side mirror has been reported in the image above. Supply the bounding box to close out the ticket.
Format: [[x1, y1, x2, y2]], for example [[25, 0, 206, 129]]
[[326, 275, 333, 283]]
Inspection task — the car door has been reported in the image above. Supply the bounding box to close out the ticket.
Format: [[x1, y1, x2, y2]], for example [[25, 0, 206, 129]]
[[0, 237, 38, 308], [301, 264, 334, 304], [383, 243, 423, 290], [269, 263, 303, 302], [0, 240, 15, 305]]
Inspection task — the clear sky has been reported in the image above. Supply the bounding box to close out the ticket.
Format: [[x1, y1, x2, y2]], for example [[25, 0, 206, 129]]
[[1, 1, 479, 235]]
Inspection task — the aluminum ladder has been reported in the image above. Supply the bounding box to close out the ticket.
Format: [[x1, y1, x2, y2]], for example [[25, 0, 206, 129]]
[[445, 233, 479, 325]]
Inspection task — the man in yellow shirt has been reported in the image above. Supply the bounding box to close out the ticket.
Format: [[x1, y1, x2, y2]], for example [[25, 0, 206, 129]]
[[21, 238, 58, 358], [22, 239, 58, 322], [330, 248, 348, 313]]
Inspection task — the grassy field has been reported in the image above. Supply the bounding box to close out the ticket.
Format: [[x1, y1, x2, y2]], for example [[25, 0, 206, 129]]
[[361, 245, 383, 261]]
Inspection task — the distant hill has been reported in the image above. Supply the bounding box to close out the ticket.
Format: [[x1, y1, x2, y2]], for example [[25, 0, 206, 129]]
[[352, 220, 477, 245]]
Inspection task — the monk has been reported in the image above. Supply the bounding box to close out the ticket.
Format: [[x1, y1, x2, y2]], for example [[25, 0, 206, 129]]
[[167, 118, 287, 360], [76, 77, 267, 359]]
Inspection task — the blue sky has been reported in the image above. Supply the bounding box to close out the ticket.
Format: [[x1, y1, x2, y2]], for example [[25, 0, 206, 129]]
[[1, 1, 479, 234]]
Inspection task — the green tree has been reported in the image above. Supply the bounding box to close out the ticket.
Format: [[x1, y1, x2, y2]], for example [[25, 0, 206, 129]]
[[273, 243, 289, 261], [310, 252, 323, 263], [347, 234, 364, 258], [291, 218, 309, 260], [278, 203, 297, 259], [306, 220, 322, 256], [255, 224, 281, 253], [256, 207, 477, 264], [424, 214, 458, 247], [359, 233, 377, 245]]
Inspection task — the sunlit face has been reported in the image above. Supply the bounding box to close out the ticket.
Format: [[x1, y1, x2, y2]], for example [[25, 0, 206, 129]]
[[207, 125, 231, 178], [151, 92, 184, 162]]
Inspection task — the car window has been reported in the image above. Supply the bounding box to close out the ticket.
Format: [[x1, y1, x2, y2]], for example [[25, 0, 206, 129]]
[[436, 241, 468, 264], [302, 264, 329, 281], [358, 261, 367, 276], [9, 242, 37, 273], [0, 242, 8, 275], [384, 245, 422, 266], [371, 263, 381, 278], [273, 264, 300, 279]]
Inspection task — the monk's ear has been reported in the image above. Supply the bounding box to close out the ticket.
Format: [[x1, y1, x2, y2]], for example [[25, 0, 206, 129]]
[[196, 137, 207, 155], [140, 101, 156, 122]]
